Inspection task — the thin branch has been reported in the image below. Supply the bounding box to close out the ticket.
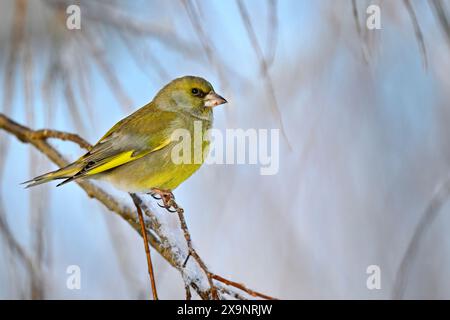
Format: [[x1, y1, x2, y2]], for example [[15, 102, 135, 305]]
[[130, 194, 158, 300], [27, 129, 91, 150], [211, 273, 278, 300], [217, 284, 248, 300]]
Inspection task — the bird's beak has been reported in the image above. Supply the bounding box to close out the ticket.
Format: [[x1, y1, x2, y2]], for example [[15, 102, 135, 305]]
[[204, 91, 227, 108]]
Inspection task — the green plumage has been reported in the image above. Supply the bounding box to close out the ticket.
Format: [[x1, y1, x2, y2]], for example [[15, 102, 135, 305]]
[[24, 76, 227, 192]]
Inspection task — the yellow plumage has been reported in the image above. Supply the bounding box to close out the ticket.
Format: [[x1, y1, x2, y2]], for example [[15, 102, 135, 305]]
[[24, 76, 227, 192]]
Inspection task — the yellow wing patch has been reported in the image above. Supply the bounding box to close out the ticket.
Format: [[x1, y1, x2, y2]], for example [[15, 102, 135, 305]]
[[85, 139, 171, 176], [86, 151, 137, 175]]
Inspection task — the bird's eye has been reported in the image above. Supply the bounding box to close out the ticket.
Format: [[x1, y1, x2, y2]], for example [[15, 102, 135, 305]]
[[191, 88, 200, 96]]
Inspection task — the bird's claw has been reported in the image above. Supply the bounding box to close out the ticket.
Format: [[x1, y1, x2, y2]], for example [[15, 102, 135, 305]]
[[150, 193, 161, 200], [149, 189, 177, 213], [157, 202, 176, 213]]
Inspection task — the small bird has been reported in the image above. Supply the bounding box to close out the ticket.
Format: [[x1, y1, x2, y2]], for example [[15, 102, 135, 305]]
[[24, 76, 227, 208]]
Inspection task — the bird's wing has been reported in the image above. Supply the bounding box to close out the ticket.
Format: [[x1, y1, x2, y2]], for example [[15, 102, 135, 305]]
[[56, 107, 179, 186]]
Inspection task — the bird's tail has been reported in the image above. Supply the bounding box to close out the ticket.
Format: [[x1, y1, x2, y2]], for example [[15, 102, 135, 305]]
[[22, 163, 83, 188]]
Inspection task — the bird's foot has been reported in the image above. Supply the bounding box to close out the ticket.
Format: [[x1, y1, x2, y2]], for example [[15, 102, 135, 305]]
[[149, 188, 176, 213]]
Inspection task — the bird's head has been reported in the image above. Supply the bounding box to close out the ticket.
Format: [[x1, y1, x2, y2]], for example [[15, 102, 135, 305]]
[[154, 76, 227, 117]]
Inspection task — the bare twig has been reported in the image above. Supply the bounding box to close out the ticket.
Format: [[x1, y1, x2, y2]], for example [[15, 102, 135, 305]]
[[211, 273, 278, 300], [130, 194, 158, 300], [27, 129, 91, 150]]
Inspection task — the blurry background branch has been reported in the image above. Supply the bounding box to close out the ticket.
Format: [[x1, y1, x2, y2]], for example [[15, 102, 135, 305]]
[[403, 0, 428, 69], [236, 0, 291, 150], [392, 175, 450, 299], [0, 112, 276, 300]]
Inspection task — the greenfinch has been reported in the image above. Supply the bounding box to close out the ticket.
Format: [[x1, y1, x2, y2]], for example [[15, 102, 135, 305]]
[[24, 76, 227, 201]]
